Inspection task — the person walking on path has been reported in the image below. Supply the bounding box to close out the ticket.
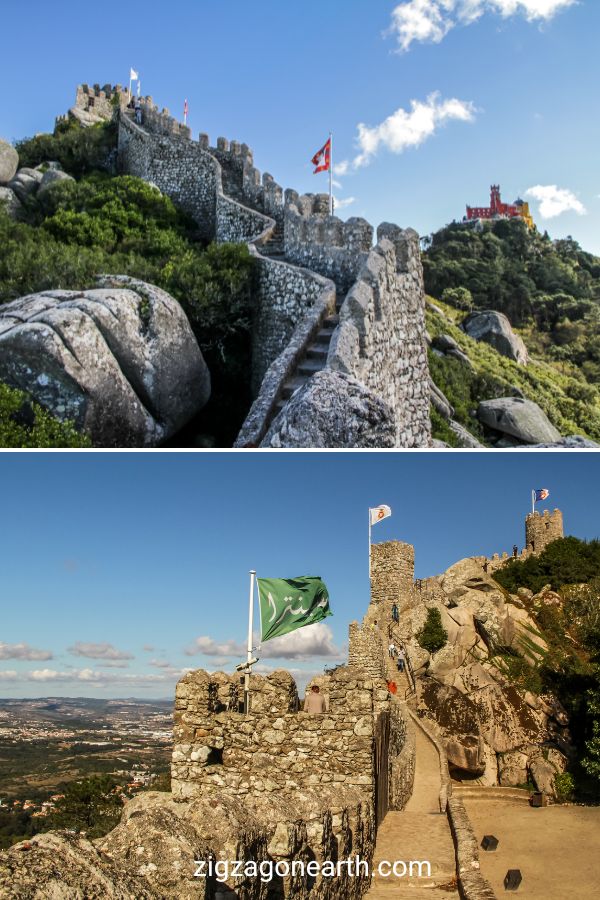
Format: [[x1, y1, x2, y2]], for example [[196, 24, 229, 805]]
[[388, 642, 396, 658], [397, 647, 406, 673], [392, 603, 399, 623], [304, 685, 326, 714]]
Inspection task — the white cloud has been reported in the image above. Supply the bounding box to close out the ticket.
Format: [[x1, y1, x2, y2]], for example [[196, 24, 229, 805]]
[[149, 659, 175, 669], [338, 93, 476, 172], [185, 624, 345, 663], [333, 161, 350, 177], [525, 184, 586, 219], [259, 623, 344, 661], [0, 642, 53, 661], [21, 667, 184, 686], [0, 670, 18, 681], [185, 636, 246, 658], [68, 641, 134, 661], [389, 1, 577, 52], [334, 196, 356, 211], [142, 644, 155, 652]]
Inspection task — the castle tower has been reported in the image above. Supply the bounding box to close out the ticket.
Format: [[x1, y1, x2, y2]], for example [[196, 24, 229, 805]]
[[370, 541, 415, 605], [490, 185, 501, 215], [525, 509, 564, 555]]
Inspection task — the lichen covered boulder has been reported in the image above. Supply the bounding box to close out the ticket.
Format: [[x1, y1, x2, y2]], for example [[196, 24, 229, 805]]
[[477, 397, 561, 445], [0, 277, 210, 447], [462, 309, 529, 365], [0, 139, 19, 184], [0, 831, 159, 898], [261, 369, 396, 448]]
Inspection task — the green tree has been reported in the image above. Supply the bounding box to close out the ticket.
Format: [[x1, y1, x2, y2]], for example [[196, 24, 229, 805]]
[[417, 608, 448, 653], [49, 776, 122, 838]]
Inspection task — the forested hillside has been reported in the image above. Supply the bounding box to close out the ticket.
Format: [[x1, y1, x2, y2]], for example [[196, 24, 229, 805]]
[[423, 219, 600, 445]]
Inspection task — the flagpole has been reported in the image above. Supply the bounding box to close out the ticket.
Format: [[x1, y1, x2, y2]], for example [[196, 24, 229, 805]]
[[244, 570, 256, 715], [368, 510, 372, 581], [329, 131, 333, 216], [531, 490, 534, 516]]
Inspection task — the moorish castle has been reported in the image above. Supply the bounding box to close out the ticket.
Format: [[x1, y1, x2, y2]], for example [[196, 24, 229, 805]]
[[70, 83, 432, 449], [2, 506, 571, 898]]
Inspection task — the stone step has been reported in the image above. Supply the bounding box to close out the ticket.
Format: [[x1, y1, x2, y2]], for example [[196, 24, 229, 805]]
[[315, 328, 335, 344], [306, 343, 328, 360], [324, 315, 339, 328], [453, 786, 531, 804], [281, 376, 308, 400], [298, 359, 326, 377]]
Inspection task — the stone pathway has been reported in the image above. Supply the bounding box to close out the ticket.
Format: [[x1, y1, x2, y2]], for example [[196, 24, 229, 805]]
[[366, 719, 459, 898]]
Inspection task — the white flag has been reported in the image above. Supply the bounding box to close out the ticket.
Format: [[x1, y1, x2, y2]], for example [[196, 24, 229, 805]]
[[130, 68, 139, 80], [370, 505, 392, 526]]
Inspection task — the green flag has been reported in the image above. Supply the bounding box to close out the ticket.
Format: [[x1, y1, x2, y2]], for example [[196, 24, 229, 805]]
[[257, 576, 332, 642]]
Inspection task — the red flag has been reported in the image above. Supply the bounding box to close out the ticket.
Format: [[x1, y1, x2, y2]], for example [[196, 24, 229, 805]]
[[312, 138, 331, 174]]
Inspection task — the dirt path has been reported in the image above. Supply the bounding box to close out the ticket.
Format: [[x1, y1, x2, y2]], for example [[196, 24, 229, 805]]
[[462, 794, 600, 899], [366, 716, 459, 898]]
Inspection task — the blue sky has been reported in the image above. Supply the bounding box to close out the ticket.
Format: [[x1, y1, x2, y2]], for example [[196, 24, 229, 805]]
[[1, 1, 599, 252], [1, 451, 598, 699]]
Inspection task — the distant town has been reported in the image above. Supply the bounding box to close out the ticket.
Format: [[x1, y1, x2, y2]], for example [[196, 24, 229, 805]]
[[0, 697, 172, 841]]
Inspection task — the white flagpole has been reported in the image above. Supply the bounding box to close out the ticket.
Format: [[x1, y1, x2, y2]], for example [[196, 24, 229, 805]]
[[129, 74, 132, 98], [244, 570, 256, 715], [531, 490, 535, 516], [368, 510, 372, 580], [329, 132, 333, 216]]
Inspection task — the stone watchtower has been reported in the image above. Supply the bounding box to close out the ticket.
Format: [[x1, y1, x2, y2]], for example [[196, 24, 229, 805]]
[[525, 509, 564, 555], [348, 541, 415, 677]]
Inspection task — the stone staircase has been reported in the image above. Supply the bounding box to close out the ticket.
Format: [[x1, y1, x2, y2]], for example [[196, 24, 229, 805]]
[[258, 223, 285, 260], [270, 302, 343, 419], [452, 784, 531, 805]]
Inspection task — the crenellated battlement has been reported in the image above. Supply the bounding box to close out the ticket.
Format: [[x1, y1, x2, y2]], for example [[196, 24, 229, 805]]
[[283, 193, 374, 292], [105, 79, 431, 447], [477, 507, 564, 573]]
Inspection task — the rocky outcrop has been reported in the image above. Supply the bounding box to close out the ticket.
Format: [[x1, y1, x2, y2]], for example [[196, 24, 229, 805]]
[[396, 557, 570, 793], [0, 277, 210, 447], [0, 831, 159, 898], [0, 185, 22, 220], [37, 168, 75, 196], [7, 167, 43, 202], [462, 310, 528, 365], [261, 369, 396, 448], [0, 139, 19, 184], [448, 420, 483, 448], [529, 436, 600, 448], [477, 397, 561, 444]]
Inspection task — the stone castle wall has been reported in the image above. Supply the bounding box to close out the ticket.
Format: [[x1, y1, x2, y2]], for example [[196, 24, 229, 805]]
[[284, 193, 374, 293], [75, 83, 130, 118], [112, 87, 430, 447], [328, 225, 431, 447], [171, 667, 383, 804], [118, 113, 221, 240]]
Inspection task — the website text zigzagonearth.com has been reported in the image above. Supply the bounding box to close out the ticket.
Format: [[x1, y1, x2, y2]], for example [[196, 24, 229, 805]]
[[194, 856, 432, 884]]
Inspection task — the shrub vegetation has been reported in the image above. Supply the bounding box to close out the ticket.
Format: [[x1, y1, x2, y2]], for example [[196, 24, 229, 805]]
[[0, 156, 256, 446], [416, 608, 448, 654]]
